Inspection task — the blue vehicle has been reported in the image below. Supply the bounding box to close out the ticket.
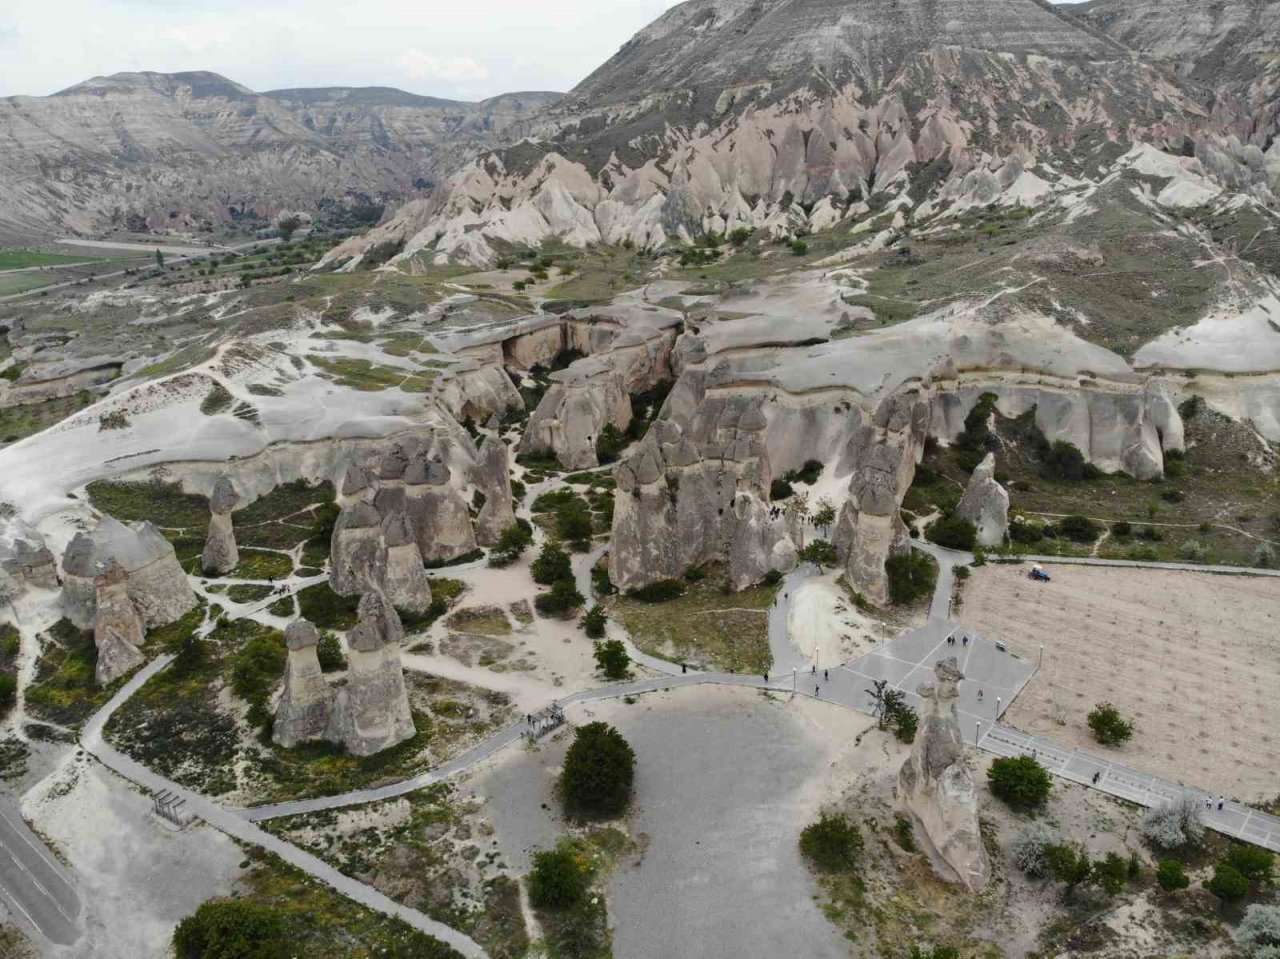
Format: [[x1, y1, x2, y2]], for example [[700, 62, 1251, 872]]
[[1029, 565, 1051, 583]]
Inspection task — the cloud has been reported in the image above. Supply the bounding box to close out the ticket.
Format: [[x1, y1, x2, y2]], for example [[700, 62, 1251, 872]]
[[0, 25, 21, 46], [394, 50, 489, 83]]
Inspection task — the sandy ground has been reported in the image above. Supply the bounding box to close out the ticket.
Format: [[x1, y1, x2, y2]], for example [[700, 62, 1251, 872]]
[[960, 563, 1280, 802], [468, 685, 875, 959], [787, 572, 900, 665], [24, 756, 244, 959]]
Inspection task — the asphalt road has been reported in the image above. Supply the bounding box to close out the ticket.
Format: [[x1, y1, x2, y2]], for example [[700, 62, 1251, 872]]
[[0, 798, 80, 945]]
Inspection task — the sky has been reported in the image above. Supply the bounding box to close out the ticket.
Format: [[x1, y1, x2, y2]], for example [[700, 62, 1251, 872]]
[[0, 0, 677, 100]]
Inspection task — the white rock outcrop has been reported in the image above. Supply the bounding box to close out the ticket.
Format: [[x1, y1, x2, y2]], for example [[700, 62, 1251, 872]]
[[272, 620, 334, 749], [899, 658, 991, 892], [201, 475, 240, 576], [955, 453, 1010, 548], [473, 430, 517, 546], [327, 591, 416, 757], [92, 565, 146, 685]]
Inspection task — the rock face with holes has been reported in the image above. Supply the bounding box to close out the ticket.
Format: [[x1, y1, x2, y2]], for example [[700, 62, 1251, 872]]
[[955, 452, 1010, 547], [327, 590, 416, 756], [201, 475, 240, 576], [92, 565, 147, 684], [473, 431, 517, 546], [62, 517, 197, 631], [833, 391, 930, 605], [273, 619, 335, 749], [899, 658, 991, 892]]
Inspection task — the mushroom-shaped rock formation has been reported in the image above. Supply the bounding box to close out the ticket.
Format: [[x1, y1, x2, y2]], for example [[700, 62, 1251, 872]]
[[898, 658, 991, 892], [327, 591, 415, 756], [380, 514, 434, 614], [1, 538, 59, 590], [62, 517, 196, 631], [202, 476, 240, 576], [955, 453, 1010, 548], [329, 501, 387, 597], [473, 434, 517, 546], [341, 462, 373, 501], [405, 460, 477, 566], [273, 620, 335, 749], [92, 565, 146, 684]]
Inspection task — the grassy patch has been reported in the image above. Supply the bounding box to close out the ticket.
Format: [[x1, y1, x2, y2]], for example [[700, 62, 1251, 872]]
[[608, 565, 779, 673], [231, 549, 295, 580], [200, 382, 235, 415], [86, 480, 210, 528], [0, 392, 94, 445], [0, 251, 99, 270], [226, 584, 276, 604], [311, 356, 435, 393], [25, 620, 112, 728], [296, 583, 361, 631], [445, 607, 511, 637]]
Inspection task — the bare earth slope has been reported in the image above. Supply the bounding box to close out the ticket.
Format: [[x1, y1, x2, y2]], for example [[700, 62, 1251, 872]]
[[0, 71, 561, 242]]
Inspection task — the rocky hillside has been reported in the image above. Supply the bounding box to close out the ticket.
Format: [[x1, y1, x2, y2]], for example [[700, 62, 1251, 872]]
[[324, 0, 1280, 269], [0, 71, 560, 241]]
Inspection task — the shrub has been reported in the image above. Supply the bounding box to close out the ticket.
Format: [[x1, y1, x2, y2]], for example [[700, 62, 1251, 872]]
[[1013, 822, 1060, 877], [1008, 520, 1043, 544], [582, 604, 608, 640], [1041, 441, 1100, 481], [1254, 544, 1277, 569], [1087, 703, 1134, 746], [625, 579, 685, 603], [890, 702, 919, 743], [799, 813, 862, 873], [799, 539, 839, 571], [560, 722, 635, 820], [556, 505, 594, 551], [173, 899, 288, 959], [1179, 540, 1208, 562], [489, 522, 535, 567], [1111, 521, 1133, 538], [1058, 515, 1101, 543], [1239, 905, 1280, 956], [1142, 796, 1206, 851], [893, 814, 916, 851], [770, 478, 795, 500], [316, 632, 346, 672], [596, 424, 628, 464], [0, 674, 15, 712], [593, 639, 630, 679], [530, 543, 572, 586], [1046, 843, 1093, 897], [528, 846, 594, 910], [1207, 863, 1250, 902], [762, 569, 784, 587], [1093, 852, 1128, 896], [535, 579, 585, 616], [1157, 859, 1190, 892], [988, 755, 1052, 809], [886, 551, 937, 605], [1227, 845, 1276, 883], [926, 515, 978, 551]]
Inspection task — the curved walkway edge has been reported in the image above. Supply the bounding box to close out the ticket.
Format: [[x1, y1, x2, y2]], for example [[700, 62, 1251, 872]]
[[79, 656, 491, 959]]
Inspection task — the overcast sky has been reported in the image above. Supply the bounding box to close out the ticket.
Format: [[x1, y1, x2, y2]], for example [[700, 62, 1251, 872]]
[[0, 0, 677, 100]]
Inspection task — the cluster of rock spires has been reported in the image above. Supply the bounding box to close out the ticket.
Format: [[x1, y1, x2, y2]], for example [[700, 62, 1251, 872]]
[[60, 517, 197, 683], [898, 658, 991, 892], [273, 591, 415, 756]]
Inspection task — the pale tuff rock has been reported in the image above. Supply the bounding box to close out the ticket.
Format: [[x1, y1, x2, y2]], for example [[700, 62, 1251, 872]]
[[380, 514, 434, 614], [833, 392, 931, 605], [330, 501, 387, 596], [61, 517, 196, 631], [92, 566, 146, 685], [955, 453, 1010, 548], [201, 476, 240, 576], [1, 538, 60, 590], [404, 458, 479, 565], [610, 393, 796, 592], [898, 658, 991, 892], [327, 591, 416, 757], [272, 620, 334, 749], [473, 433, 517, 546]]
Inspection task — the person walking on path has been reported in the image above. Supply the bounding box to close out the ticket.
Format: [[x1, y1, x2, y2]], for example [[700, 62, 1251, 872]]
[[824, 670, 829, 682], [1218, 796, 1226, 811], [815, 685, 820, 697]]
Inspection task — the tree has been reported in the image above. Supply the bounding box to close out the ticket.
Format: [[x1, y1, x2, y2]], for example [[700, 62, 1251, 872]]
[[813, 499, 837, 535], [173, 899, 289, 959], [987, 755, 1052, 809], [1207, 863, 1250, 903], [582, 604, 608, 640], [800, 539, 839, 571], [593, 639, 629, 679], [1041, 440, 1098, 481], [1142, 797, 1206, 851], [595, 424, 628, 464], [885, 551, 937, 605], [1239, 905, 1280, 957], [316, 632, 346, 672], [1092, 851, 1128, 896], [528, 846, 594, 910], [155, 249, 166, 270], [489, 522, 534, 568], [1157, 859, 1190, 892], [887, 698, 919, 743], [535, 579, 585, 617], [1013, 822, 1060, 877], [557, 505, 594, 552], [799, 813, 862, 873], [866, 680, 892, 729], [1227, 845, 1276, 883], [276, 214, 304, 241], [0, 674, 15, 712], [560, 722, 636, 819], [1058, 515, 1101, 543], [926, 515, 978, 551], [1046, 843, 1093, 899], [1087, 703, 1134, 746], [531, 543, 572, 586]]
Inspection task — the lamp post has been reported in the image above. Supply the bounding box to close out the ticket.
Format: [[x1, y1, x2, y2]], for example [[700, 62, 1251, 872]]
[[792, 667, 796, 693], [975, 720, 982, 745], [1039, 644, 1044, 669], [996, 696, 1002, 718]]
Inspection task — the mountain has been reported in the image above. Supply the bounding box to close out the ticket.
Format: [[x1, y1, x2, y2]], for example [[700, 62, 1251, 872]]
[[0, 71, 561, 241], [326, 0, 1268, 268], [1070, 0, 1280, 144]]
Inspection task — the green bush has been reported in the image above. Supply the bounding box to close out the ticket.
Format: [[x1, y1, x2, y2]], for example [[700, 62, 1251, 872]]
[[530, 543, 572, 586], [988, 755, 1052, 809], [535, 579, 585, 617], [1058, 514, 1101, 543], [799, 540, 839, 570], [489, 522, 534, 568], [173, 899, 288, 959], [1207, 863, 1250, 902], [316, 632, 346, 672], [593, 639, 630, 680], [1046, 843, 1093, 897], [1157, 859, 1190, 892], [799, 813, 862, 873], [1111, 521, 1133, 538], [595, 424, 628, 464], [1041, 441, 1100, 481], [582, 605, 608, 640], [1087, 703, 1134, 746], [0, 674, 15, 712], [770, 479, 795, 500], [885, 551, 937, 605], [926, 515, 977, 551], [560, 722, 635, 820], [625, 580, 685, 603], [1008, 520, 1043, 544], [1227, 845, 1276, 883], [1092, 851, 1128, 896], [528, 847, 594, 910]]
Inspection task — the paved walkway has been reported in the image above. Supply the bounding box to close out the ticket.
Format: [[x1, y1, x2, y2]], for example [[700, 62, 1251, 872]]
[[0, 798, 80, 946], [1017, 554, 1280, 578]]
